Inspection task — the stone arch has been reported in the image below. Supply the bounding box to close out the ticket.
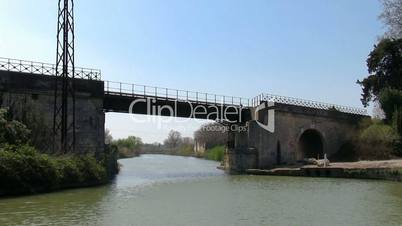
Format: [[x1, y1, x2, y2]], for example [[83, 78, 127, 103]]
[[298, 129, 324, 159]]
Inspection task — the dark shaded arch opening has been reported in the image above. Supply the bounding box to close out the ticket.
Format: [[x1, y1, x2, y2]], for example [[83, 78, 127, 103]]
[[299, 129, 324, 159]]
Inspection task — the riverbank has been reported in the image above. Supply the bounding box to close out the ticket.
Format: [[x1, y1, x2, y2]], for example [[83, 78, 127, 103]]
[[0, 146, 119, 197], [139, 145, 225, 162], [246, 159, 402, 182]]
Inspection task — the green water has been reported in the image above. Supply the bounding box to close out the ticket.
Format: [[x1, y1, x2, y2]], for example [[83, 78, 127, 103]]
[[1, 154, 402, 226]]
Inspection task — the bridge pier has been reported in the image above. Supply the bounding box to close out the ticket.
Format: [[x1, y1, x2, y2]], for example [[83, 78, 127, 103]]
[[224, 103, 368, 173], [223, 123, 259, 173], [0, 71, 105, 154]]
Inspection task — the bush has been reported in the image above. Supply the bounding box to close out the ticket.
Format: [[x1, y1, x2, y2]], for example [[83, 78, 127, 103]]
[[0, 146, 110, 196], [356, 120, 399, 160], [112, 136, 142, 158], [205, 145, 225, 162], [0, 108, 30, 147]]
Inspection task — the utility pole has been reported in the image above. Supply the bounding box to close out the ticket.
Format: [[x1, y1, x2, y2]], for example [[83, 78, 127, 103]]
[[53, 0, 76, 153]]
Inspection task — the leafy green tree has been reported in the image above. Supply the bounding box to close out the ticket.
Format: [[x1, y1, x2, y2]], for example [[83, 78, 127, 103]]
[[379, 88, 402, 127], [357, 120, 399, 159], [0, 108, 30, 147], [357, 39, 402, 106], [112, 136, 143, 158]]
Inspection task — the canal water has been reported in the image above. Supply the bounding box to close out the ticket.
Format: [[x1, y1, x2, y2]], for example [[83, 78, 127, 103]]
[[1, 154, 402, 226]]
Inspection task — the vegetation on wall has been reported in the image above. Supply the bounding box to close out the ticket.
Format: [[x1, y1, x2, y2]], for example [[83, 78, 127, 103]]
[[2, 96, 54, 152], [0, 108, 30, 147]]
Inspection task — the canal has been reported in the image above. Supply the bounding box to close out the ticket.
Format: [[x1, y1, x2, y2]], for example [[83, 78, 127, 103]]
[[1, 154, 402, 226]]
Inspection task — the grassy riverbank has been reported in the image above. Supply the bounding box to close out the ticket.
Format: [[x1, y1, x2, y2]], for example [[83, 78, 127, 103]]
[[0, 145, 118, 196]]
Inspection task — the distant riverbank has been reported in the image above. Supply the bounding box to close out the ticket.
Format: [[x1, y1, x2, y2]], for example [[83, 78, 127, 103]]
[[139, 145, 225, 162]]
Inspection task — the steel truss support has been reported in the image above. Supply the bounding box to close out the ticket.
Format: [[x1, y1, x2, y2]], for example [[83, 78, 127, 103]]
[[53, 0, 76, 153]]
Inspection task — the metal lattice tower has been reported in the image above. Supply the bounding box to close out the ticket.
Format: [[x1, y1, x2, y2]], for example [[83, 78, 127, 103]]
[[53, 0, 75, 153]]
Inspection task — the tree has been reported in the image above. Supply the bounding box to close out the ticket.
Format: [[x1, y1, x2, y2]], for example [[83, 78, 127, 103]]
[[105, 129, 113, 145], [357, 38, 402, 106], [181, 137, 194, 145], [0, 108, 30, 147], [111, 136, 143, 158], [379, 88, 402, 134], [164, 130, 182, 149], [194, 122, 227, 149], [380, 0, 402, 38]]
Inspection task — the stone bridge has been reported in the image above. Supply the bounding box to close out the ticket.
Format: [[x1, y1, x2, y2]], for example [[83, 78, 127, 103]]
[[226, 99, 367, 172], [0, 58, 368, 172]]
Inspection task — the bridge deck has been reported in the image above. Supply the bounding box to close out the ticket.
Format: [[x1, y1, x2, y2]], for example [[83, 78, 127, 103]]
[[104, 91, 251, 122], [0, 57, 368, 117]]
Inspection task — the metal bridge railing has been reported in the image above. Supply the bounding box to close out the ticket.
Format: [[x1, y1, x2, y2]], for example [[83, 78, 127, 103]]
[[0, 57, 101, 80], [105, 81, 251, 107], [0, 57, 367, 115], [252, 93, 368, 115]]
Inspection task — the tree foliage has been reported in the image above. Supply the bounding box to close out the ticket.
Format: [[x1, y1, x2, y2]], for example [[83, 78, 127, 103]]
[[0, 108, 30, 147], [205, 145, 225, 162], [164, 130, 182, 149], [356, 120, 399, 159], [380, 0, 402, 38], [357, 38, 402, 106], [194, 122, 227, 149], [379, 88, 402, 123], [105, 129, 113, 145], [112, 136, 143, 158]]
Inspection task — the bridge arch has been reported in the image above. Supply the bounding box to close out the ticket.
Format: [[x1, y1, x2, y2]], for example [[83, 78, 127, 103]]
[[298, 129, 325, 159]]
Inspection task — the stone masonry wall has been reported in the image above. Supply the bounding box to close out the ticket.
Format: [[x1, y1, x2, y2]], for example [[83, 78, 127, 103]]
[[0, 71, 105, 154], [225, 103, 366, 172]]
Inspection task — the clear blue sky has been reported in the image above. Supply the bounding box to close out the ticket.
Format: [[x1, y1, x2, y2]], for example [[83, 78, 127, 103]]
[[0, 0, 384, 142]]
